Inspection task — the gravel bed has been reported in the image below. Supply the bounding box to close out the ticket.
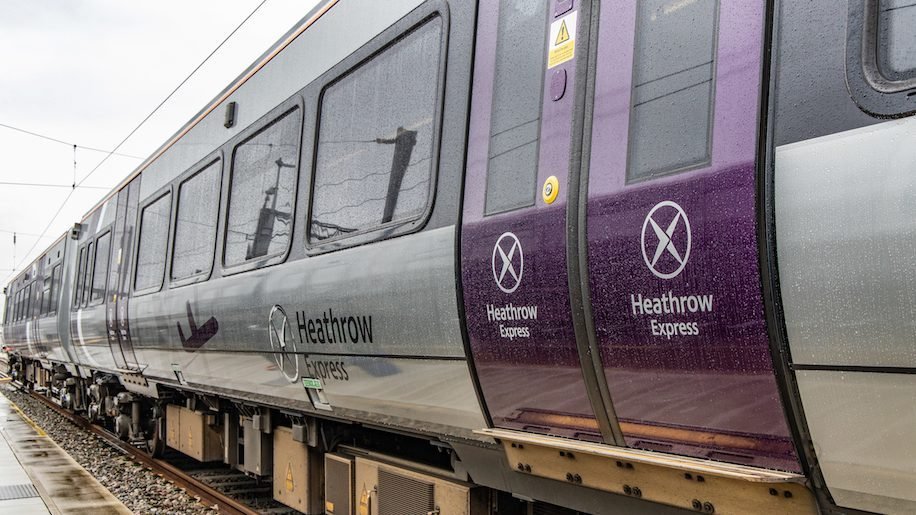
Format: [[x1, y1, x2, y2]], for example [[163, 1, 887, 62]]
[[1, 385, 220, 515]]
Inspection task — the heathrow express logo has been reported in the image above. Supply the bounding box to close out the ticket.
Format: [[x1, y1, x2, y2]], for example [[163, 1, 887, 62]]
[[268, 305, 299, 383], [641, 200, 691, 280], [492, 232, 524, 294]]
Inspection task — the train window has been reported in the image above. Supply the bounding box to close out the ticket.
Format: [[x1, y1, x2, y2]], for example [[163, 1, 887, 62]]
[[135, 192, 172, 292], [75, 246, 86, 307], [49, 264, 61, 315], [172, 160, 221, 281], [224, 108, 300, 267], [847, 2, 916, 116], [309, 17, 442, 242], [90, 232, 111, 304], [82, 242, 93, 307], [24, 284, 31, 319], [484, 0, 548, 216], [40, 270, 51, 315], [877, 0, 916, 82], [627, 0, 719, 182]]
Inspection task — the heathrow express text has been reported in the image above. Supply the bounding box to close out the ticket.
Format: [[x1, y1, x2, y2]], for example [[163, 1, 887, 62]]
[[294, 309, 373, 344], [630, 292, 714, 339], [486, 303, 538, 340]]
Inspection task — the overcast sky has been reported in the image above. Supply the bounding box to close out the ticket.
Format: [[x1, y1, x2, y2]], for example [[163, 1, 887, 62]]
[[0, 0, 319, 306]]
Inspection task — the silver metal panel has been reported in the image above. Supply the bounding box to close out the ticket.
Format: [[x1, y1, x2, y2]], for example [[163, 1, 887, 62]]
[[129, 227, 485, 434], [138, 0, 425, 201], [776, 118, 916, 366], [72, 305, 116, 370], [796, 370, 916, 514]]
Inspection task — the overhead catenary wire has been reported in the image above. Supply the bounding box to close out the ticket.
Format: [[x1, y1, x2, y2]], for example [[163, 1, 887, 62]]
[[0, 122, 143, 160], [4, 0, 270, 284], [75, 0, 270, 189]]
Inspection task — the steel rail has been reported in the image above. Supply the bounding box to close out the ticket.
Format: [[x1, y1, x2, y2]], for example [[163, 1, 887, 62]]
[[27, 390, 260, 515]]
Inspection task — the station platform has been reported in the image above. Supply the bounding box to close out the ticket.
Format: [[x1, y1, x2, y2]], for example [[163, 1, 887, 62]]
[[0, 383, 131, 514]]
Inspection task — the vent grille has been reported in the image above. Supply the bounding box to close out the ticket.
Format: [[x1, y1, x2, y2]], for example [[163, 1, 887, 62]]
[[0, 484, 39, 501], [378, 468, 435, 515]]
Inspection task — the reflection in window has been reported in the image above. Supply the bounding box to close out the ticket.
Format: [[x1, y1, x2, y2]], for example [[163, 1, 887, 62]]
[[225, 108, 300, 266], [628, 0, 718, 181], [173, 161, 221, 280], [878, 0, 916, 81], [485, 0, 548, 215], [310, 18, 442, 242], [135, 193, 171, 292], [91, 232, 111, 303]]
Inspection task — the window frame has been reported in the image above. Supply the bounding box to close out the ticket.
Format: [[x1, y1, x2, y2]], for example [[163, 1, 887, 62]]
[[847, 1, 916, 117], [89, 227, 113, 306], [624, 0, 720, 184], [221, 99, 304, 276], [133, 187, 174, 296], [169, 153, 223, 287], [483, 0, 549, 217], [305, 7, 449, 255]]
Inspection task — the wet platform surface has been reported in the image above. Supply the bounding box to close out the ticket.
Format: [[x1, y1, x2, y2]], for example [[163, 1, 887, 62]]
[[0, 386, 131, 514]]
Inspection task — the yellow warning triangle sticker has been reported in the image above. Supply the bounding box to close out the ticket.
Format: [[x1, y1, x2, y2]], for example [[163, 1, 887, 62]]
[[555, 20, 570, 46], [285, 462, 295, 491]]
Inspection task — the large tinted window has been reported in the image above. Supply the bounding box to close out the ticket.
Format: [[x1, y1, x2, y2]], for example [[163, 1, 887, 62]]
[[135, 193, 172, 292], [627, 0, 718, 182], [41, 268, 52, 315], [24, 284, 31, 318], [75, 247, 86, 305], [49, 264, 61, 315], [91, 232, 111, 303], [877, 0, 916, 81], [310, 18, 442, 242], [82, 242, 93, 307], [485, 1, 548, 215], [225, 109, 300, 266], [173, 161, 221, 280]]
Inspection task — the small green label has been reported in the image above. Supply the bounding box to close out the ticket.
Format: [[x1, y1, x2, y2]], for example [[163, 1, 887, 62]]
[[301, 377, 322, 390]]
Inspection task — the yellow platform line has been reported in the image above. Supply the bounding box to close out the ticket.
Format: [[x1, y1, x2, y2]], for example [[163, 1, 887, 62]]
[[6, 398, 47, 437]]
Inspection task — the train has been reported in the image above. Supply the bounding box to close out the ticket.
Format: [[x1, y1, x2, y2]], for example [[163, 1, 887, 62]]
[[3, 0, 914, 513]]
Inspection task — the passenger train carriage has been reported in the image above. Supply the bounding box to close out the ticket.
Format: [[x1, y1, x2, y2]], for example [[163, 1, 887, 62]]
[[3, 1, 915, 513]]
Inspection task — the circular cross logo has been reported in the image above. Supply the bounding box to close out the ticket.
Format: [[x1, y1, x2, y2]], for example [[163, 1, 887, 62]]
[[492, 232, 524, 294], [641, 200, 691, 280], [268, 305, 299, 382]]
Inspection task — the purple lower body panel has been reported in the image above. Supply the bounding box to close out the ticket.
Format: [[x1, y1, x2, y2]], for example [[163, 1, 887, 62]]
[[587, 165, 799, 472], [462, 208, 600, 440]]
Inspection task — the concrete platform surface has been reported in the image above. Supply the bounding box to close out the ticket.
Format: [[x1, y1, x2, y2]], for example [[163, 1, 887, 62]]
[[0, 388, 131, 514]]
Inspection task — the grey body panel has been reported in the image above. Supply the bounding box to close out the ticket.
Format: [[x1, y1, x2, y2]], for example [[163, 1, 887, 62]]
[[131, 226, 485, 435], [772, 0, 916, 511]]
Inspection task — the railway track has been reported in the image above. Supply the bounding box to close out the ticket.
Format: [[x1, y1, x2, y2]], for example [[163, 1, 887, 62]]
[[25, 388, 271, 515]]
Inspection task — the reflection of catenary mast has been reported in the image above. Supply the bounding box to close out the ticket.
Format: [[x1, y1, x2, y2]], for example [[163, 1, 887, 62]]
[[248, 157, 295, 259], [376, 126, 417, 224]]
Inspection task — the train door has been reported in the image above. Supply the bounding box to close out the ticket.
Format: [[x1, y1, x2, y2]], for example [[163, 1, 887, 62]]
[[581, 0, 799, 471], [461, 1, 613, 441], [106, 187, 129, 369], [112, 177, 141, 369]]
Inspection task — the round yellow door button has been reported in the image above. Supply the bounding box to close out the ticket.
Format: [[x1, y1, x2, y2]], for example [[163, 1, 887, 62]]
[[542, 175, 560, 204]]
